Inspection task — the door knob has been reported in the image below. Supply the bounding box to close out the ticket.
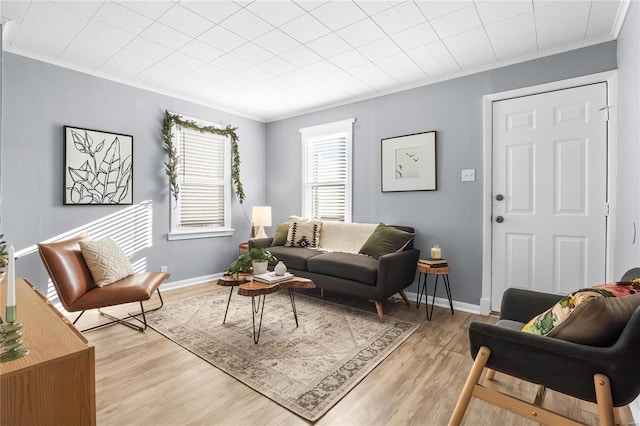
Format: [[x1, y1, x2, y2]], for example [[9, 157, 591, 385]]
[[496, 216, 504, 223], [495, 194, 504, 201]]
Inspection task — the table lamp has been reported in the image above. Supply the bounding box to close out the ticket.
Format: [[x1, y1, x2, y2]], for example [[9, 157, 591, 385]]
[[251, 206, 272, 239]]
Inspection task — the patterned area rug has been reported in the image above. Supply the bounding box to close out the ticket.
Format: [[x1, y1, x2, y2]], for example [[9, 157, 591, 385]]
[[146, 288, 419, 421]]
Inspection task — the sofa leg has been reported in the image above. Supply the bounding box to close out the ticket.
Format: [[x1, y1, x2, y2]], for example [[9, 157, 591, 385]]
[[374, 301, 384, 322], [398, 290, 410, 306]]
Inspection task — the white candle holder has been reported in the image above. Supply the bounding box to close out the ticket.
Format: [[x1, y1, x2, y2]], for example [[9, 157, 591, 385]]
[[0, 306, 30, 363]]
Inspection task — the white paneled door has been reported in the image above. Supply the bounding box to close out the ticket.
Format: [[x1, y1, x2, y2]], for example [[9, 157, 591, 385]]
[[491, 83, 608, 311]]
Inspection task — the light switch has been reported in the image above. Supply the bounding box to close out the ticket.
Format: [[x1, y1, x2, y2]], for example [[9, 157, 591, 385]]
[[461, 169, 476, 182]]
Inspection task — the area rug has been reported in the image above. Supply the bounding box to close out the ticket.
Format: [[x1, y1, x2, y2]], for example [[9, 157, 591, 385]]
[[145, 288, 419, 421]]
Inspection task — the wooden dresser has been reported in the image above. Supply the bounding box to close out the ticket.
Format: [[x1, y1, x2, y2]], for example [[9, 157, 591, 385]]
[[1, 278, 96, 425]]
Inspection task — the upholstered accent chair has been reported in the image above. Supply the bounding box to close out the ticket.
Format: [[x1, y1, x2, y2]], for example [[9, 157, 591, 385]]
[[450, 270, 640, 426], [38, 235, 169, 332]]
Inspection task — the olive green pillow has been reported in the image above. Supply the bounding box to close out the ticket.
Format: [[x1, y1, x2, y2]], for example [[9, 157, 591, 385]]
[[359, 223, 414, 259], [271, 222, 289, 246]]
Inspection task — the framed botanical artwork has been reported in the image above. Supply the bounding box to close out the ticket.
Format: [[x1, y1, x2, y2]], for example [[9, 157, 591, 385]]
[[64, 126, 133, 205], [381, 131, 437, 192]]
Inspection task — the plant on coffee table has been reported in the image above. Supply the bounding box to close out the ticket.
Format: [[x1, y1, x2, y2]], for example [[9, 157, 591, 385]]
[[227, 248, 278, 275]]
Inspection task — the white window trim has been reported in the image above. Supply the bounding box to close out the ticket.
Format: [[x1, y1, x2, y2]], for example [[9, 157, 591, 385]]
[[300, 118, 354, 222], [168, 113, 234, 240]]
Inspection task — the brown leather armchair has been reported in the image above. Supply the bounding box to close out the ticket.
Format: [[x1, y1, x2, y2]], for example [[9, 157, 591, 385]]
[[38, 235, 169, 332]]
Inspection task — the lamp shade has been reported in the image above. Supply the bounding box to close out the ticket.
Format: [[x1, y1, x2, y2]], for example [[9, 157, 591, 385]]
[[251, 206, 272, 227]]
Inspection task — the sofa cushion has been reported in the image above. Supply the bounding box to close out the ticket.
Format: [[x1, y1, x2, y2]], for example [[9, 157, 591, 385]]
[[318, 221, 378, 254], [521, 282, 640, 346], [285, 216, 321, 248], [307, 252, 378, 286], [359, 223, 414, 259], [271, 222, 289, 246], [266, 246, 323, 271]]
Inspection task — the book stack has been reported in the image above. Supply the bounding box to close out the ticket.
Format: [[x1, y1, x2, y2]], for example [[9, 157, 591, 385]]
[[419, 258, 448, 268], [253, 271, 294, 284]]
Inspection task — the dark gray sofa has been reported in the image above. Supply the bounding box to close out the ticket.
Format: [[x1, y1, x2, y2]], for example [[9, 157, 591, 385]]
[[249, 225, 420, 321]]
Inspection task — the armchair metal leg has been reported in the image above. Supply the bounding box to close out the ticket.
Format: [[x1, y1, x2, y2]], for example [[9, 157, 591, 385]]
[[449, 346, 491, 426], [77, 289, 164, 333], [594, 374, 615, 426]]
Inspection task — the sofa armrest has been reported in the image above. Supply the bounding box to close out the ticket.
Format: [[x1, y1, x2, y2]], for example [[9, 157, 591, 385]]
[[376, 248, 420, 292], [499, 287, 563, 322], [248, 238, 273, 250]]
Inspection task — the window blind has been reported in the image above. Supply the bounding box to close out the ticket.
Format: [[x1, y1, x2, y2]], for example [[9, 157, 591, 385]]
[[305, 136, 348, 221], [178, 128, 225, 228]]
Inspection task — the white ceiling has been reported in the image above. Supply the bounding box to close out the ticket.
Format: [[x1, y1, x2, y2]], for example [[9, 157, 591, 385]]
[[0, 0, 628, 122]]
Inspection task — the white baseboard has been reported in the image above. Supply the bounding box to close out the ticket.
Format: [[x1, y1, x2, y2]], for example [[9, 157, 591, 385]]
[[160, 273, 223, 292], [405, 290, 481, 315]]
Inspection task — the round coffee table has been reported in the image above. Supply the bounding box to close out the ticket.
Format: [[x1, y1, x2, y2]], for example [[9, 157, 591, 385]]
[[217, 274, 315, 343]]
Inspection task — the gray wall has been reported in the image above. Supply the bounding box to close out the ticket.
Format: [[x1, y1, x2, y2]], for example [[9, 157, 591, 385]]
[[2, 53, 266, 295], [265, 41, 618, 305], [615, 1, 640, 279]]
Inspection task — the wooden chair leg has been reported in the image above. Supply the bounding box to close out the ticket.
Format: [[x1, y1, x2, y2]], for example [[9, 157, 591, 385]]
[[613, 407, 622, 426], [533, 385, 547, 407], [373, 301, 384, 322], [485, 368, 496, 381], [594, 374, 615, 426], [449, 346, 491, 426], [398, 290, 410, 306]]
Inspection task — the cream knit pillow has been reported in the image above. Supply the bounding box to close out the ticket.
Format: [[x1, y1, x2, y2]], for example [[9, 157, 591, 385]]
[[79, 239, 135, 287]]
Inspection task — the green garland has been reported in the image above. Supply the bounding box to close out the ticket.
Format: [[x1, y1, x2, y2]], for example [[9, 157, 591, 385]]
[[162, 110, 245, 203]]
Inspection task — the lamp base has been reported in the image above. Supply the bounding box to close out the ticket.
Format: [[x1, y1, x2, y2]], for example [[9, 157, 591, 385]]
[[255, 226, 268, 239]]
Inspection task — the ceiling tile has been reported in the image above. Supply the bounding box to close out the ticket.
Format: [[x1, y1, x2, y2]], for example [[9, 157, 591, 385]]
[[162, 51, 206, 71], [133, 61, 188, 87], [99, 49, 157, 79], [431, 5, 483, 39], [354, 0, 397, 16], [485, 12, 537, 60], [372, 7, 411, 35], [358, 37, 403, 61], [328, 49, 370, 69], [161, 72, 212, 93], [236, 66, 275, 84], [280, 68, 316, 84], [443, 27, 496, 69], [392, 22, 440, 50], [407, 40, 461, 77], [310, 1, 368, 31], [220, 8, 273, 40], [29, 1, 91, 32], [305, 59, 342, 77], [230, 42, 274, 65], [9, 15, 77, 58], [475, 0, 533, 25], [0, 1, 31, 29], [54, 1, 104, 17], [375, 52, 427, 83], [258, 56, 297, 76], [210, 53, 252, 73], [253, 29, 300, 55], [116, 1, 176, 20], [279, 45, 323, 67], [93, 2, 154, 34], [246, 1, 306, 27], [537, 14, 589, 50], [157, 4, 215, 38], [59, 34, 121, 70], [126, 36, 173, 61], [279, 13, 331, 44], [415, 1, 473, 20], [586, 3, 620, 38], [294, 1, 330, 13], [140, 22, 192, 50], [180, 39, 224, 62], [348, 62, 397, 91], [192, 63, 232, 81], [81, 19, 137, 47], [179, 0, 241, 23], [322, 71, 374, 96], [393, 2, 427, 28], [534, 1, 591, 29], [307, 33, 352, 58], [198, 25, 248, 52], [337, 18, 387, 47]]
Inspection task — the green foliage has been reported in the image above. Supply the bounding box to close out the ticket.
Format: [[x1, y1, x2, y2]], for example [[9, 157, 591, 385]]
[[227, 248, 278, 274], [0, 234, 7, 268], [162, 110, 245, 203]]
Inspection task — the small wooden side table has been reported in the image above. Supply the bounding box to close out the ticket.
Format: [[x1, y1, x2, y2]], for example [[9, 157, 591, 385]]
[[416, 263, 454, 321]]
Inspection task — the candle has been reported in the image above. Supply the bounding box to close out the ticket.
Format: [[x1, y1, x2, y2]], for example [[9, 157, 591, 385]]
[[431, 244, 442, 259], [7, 245, 15, 307]]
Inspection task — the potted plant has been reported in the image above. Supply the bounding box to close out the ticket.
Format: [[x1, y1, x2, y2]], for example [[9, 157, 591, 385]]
[[227, 248, 277, 276]]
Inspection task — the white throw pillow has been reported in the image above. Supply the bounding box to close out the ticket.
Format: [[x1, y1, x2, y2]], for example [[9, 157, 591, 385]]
[[79, 239, 135, 287], [285, 216, 321, 248]]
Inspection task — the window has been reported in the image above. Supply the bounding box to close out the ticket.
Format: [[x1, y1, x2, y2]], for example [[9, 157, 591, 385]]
[[300, 119, 354, 222], [169, 115, 232, 240]]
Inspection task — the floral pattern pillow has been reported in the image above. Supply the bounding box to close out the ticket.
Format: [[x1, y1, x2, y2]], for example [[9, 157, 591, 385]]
[[521, 282, 640, 337]]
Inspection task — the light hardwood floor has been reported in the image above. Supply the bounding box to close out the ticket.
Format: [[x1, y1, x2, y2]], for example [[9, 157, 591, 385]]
[[78, 282, 635, 426]]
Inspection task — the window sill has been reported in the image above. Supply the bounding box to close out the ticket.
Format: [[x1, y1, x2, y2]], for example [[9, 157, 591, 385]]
[[168, 228, 235, 241]]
